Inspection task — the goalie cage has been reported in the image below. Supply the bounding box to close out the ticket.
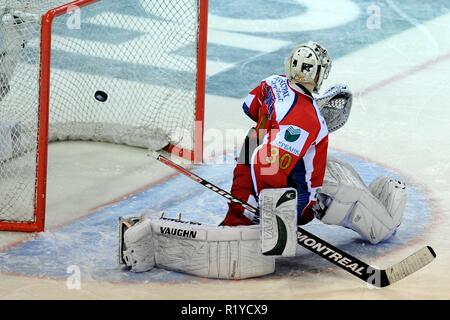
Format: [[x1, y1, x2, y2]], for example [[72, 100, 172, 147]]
[[0, 0, 208, 232]]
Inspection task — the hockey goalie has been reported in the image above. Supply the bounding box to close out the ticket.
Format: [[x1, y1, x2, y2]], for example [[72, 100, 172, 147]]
[[118, 42, 407, 279]]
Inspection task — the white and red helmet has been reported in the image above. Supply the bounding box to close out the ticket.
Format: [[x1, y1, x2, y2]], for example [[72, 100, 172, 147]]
[[285, 41, 332, 93]]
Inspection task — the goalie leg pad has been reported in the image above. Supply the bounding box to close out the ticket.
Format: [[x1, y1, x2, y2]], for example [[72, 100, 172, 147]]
[[119, 216, 156, 273], [260, 188, 298, 257], [152, 219, 275, 279], [368, 176, 407, 228], [318, 157, 406, 244]]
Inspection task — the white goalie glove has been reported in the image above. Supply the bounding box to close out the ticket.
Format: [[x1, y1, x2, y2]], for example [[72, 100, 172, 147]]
[[314, 157, 407, 244], [315, 84, 353, 132]]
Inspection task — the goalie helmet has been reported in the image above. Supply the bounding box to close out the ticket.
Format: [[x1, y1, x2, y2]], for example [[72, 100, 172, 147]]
[[285, 41, 332, 93]]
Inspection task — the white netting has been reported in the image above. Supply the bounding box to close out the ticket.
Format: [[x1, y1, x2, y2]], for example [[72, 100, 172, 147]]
[[0, 0, 202, 224]]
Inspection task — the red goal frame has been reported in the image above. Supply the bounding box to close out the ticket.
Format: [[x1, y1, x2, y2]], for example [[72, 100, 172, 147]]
[[0, 0, 208, 232]]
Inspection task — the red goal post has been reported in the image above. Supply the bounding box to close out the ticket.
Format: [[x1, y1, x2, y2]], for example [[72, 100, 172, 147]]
[[0, 0, 208, 232]]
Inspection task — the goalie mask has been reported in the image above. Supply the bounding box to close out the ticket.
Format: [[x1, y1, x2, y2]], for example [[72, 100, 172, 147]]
[[285, 41, 332, 93]]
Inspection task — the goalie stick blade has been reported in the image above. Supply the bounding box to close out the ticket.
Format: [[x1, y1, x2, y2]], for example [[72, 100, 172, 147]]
[[380, 246, 436, 287], [297, 228, 436, 288]]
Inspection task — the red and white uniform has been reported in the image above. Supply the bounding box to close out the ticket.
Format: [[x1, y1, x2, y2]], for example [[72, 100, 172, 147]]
[[222, 75, 329, 226]]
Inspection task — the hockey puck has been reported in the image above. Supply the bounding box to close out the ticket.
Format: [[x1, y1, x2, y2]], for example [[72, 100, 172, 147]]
[[95, 90, 108, 102]]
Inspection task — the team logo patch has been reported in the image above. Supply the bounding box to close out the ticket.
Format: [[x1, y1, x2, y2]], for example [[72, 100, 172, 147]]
[[284, 126, 301, 142], [272, 125, 309, 156]]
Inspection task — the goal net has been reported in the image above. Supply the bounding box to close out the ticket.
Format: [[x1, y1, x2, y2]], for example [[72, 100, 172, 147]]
[[0, 0, 207, 232]]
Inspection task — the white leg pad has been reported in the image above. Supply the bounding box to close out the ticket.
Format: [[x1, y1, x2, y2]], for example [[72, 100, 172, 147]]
[[260, 188, 298, 256], [368, 176, 407, 228], [319, 157, 407, 244], [121, 218, 156, 273], [119, 214, 275, 279], [152, 219, 275, 279]]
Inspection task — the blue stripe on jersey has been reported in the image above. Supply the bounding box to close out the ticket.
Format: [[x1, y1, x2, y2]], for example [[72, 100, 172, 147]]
[[287, 158, 311, 219], [242, 102, 258, 122], [242, 102, 251, 117]]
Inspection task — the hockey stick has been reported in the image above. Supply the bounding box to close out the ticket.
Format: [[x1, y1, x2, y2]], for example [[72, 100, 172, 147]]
[[153, 153, 436, 287]]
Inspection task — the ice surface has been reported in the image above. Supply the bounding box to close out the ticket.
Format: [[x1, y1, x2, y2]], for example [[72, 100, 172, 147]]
[[0, 0, 449, 299]]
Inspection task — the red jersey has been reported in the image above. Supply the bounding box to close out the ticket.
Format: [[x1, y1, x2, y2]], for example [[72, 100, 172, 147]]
[[243, 75, 329, 223]]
